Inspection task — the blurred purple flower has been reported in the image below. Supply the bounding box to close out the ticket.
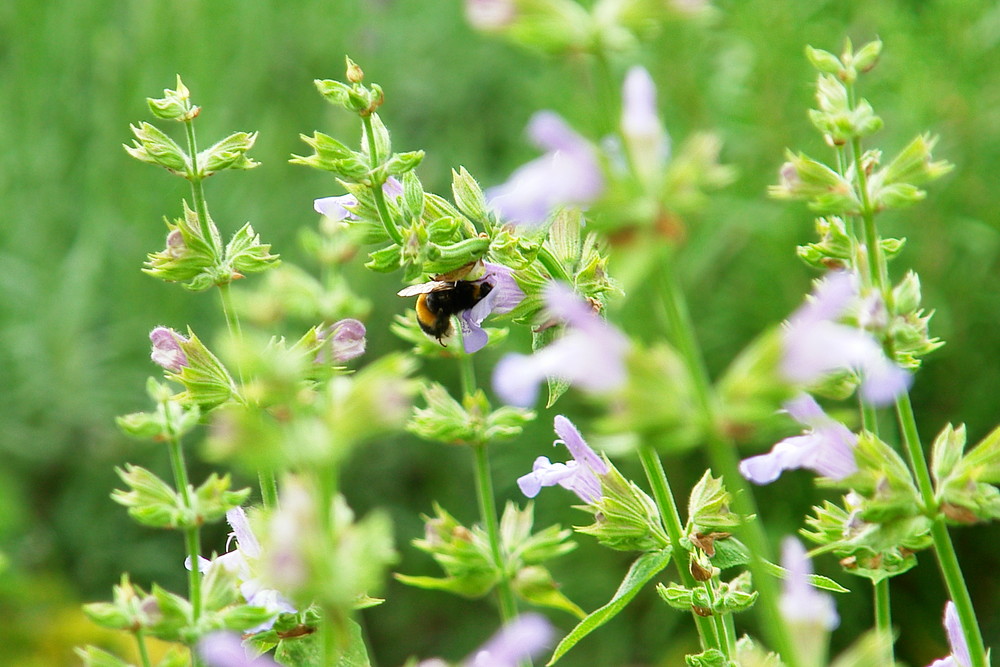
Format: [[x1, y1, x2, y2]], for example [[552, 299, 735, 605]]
[[317, 318, 367, 363], [779, 537, 838, 631], [467, 613, 554, 667], [739, 394, 857, 485], [621, 66, 670, 180], [928, 601, 971, 667], [198, 631, 278, 667], [459, 262, 525, 354], [465, 0, 516, 30], [150, 326, 188, 372], [782, 271, 910, 405], [314, 178, 403, 221], [492, 282, 627, 407], [517, 415, 609, 503], [486, 112, 604, 226]]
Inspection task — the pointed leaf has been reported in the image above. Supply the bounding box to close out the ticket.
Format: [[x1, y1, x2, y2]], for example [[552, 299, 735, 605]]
[[547, 549, 671, 664]]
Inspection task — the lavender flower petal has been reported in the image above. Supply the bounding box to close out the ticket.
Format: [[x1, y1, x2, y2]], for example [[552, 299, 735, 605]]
[[313, 194, 356, 221], [318, 318, 367, 362], [938, 601, 972, 667], [782, 271, 911, 406], [150, 326, 188, 372], [486, 112, 603, 226], [779, 537, 838, 631], [198, 631, 279, 667], [468, 613, 554, 667], [492, 283, 626, 406], [740, 394, 857, 485]]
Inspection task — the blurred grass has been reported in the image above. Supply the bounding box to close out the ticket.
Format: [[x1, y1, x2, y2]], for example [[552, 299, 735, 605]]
[[2, 0, 1000, 665]]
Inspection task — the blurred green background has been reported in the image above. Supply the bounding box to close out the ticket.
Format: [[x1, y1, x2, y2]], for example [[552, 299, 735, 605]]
[[3, 0, 1000, 665]]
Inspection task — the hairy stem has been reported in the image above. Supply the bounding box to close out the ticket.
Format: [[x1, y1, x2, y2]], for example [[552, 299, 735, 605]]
[[166, 436, 202, 623], [637, 444, 722, 653], [360, 114, 404, 246]]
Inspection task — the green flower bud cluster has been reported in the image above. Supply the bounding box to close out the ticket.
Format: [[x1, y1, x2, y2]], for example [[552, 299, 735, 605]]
[[773, 40, 951, 372], [931, 423, 1000, 524], [656, 570, 757, 617], [205, 351, 417, 471], [129, 79, 279, 290], [257, 480, 397, 614], [803, 431, 945, 581], [408, 383, 535, 446], [576, 461, 669, 552], [81, 571, 274, 659], [112, 464, 249, 530], [397, 502, 582, 617]]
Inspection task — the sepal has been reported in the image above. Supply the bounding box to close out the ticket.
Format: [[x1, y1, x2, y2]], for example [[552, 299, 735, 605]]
[[167, 329, 240, 409], [197, 131, 259, 176], [147, 76, 199, 122], [407, 383, 535, 446], [225, 222, 281, 277], [125, 122, 189, 175], [116, 379, 201, 441], [82, 574, 156, 632], [575, 459, 669, 552], [687, 470, 749, 532], [143, 202, 220, 290]]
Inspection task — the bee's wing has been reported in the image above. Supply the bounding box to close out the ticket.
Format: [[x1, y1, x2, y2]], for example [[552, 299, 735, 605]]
[[397, 281, 451, 297]]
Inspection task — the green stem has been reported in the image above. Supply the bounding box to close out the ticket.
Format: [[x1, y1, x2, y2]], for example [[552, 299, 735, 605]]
[[848, 97, 988, 664], [702, 581, 735, 660], [360, 115, 404, 246], [657, 259, 801, 666], [183, 120, 218, 255], [134, 631, 153, 667], [637, 444, 721, 652], [167, 437, 202, 622], [929, 518, 989, 667], [896, 396, 988, 666], [455, 331, 519, 627], [472, 442, 520, 624], [873, 578, 891, 637]]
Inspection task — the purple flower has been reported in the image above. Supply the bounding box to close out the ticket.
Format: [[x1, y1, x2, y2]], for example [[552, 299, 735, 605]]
[[467, 613, 554, 667], [465, 0, 516, 30], [150, 326, 188, 372], [198, 631, 278, 667], [317, 318, 367, 362], [928, 601, 971, 667], [459, 262, 525, 354], [782, 271, 910, 406], [517, 415, 609, 503], [314, 178, 403, 221], [492, 282, 627, 407], [779, 537, 838, 631], [739, 394, 857, 485], [486, 112, 604, 226], [621, 67, 669, 181]]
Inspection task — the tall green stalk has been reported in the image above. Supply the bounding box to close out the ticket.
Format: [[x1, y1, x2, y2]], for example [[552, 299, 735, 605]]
[[657, 256, 801, 667], [848, 112, 988, 666], [637, 444, 723, 654]]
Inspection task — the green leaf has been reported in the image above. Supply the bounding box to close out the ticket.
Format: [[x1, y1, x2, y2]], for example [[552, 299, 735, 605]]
[[709, 537, 750, 570], [275, 619, 371, 666], [75, 646, 133, 667], [547, 549, 672, 664], [761, 558, 850, 593]]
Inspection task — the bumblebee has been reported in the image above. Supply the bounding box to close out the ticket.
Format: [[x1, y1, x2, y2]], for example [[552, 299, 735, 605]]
[[397, 278, 493, 345]]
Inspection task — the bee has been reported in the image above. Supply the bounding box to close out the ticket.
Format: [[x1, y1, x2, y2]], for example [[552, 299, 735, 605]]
[[397, 270, 493, 346]]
